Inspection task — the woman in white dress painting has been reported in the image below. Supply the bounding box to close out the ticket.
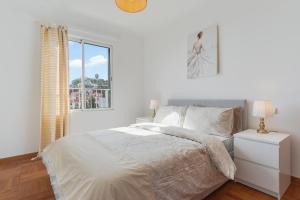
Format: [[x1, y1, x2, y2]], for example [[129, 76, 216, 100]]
[[187, 31, 211, 78]]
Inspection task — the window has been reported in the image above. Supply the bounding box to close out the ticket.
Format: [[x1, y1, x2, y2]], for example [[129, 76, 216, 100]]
[[68, 39, 112, 110]]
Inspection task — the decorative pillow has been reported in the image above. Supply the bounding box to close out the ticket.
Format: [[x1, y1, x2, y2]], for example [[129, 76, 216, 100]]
[[183, 106, 234, 137], [154, 106, 187, 127], [232, 107, 243, 134]]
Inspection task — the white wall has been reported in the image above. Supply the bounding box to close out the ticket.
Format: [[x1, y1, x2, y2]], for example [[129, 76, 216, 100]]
[[143, 0, 300, 177], [0, 8, 40, 158], [0, 5, 144, 158]]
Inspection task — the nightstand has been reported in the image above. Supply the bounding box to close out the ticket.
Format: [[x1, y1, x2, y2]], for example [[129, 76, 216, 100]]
[[135, 117, 153, 124], [234, 129, 291, 200]]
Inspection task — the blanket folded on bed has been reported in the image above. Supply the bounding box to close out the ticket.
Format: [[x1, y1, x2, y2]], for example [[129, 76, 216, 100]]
[[42, 123, 236, 200]]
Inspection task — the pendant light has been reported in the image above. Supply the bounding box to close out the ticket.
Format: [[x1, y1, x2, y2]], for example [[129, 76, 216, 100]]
[[115, 0, 147, 13]]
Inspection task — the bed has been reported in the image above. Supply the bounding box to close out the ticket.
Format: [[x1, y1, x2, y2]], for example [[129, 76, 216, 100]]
[[42, 99, 247, 200]]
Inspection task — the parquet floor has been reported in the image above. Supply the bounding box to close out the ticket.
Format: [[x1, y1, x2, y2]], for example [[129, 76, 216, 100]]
[[0, 157, 299, 200]]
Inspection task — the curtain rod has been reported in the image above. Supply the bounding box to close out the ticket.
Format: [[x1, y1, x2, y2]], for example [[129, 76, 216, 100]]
[[35, 21, 120, 42]]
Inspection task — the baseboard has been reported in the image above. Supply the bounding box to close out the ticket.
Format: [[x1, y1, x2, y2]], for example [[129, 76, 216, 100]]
[[0, 152, 38, 164]]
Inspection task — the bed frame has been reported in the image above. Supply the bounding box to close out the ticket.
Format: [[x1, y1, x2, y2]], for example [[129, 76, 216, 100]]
[[168, 99, 248, 130]]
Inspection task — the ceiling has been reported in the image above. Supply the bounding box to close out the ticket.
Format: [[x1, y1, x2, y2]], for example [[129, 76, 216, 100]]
[[8, 0, 207, 36]]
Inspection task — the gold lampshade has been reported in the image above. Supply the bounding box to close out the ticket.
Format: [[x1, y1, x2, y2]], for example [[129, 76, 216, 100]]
[[115, 0, 147, 13]]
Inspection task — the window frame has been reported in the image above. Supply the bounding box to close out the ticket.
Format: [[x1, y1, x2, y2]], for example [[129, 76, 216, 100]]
[[68, 37, 113, 112]]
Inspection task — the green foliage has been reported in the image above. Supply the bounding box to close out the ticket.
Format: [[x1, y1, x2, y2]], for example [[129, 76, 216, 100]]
[[70, 76, 109, 89]]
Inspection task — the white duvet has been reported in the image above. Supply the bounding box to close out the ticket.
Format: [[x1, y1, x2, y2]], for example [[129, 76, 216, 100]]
[[42, 123, 236, 200]]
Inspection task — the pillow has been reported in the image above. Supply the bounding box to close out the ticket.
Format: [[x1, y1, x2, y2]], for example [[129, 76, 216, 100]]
[[154, 106, 187, 127], [192, 105, 243, 134], [232, 107, 243, 133], [183, 106, 234, 137]]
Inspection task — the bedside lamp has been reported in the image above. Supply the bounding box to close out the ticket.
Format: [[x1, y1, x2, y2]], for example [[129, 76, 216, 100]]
[[149, 100, 159, 118], [253, 100, 274, 134]]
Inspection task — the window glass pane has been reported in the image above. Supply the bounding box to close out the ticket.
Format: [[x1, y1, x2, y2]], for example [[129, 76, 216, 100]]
[[84, 43, 111, 109], [69, 41, 83, 109]]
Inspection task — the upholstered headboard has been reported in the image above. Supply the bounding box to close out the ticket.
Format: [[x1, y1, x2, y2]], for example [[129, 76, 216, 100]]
[[168, 99, 248, 130]]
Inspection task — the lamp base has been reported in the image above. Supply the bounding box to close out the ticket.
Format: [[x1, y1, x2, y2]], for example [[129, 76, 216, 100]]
[[257, 128, 269, 134], [257, 117, 269, 134], [152, 109, 156, 118]]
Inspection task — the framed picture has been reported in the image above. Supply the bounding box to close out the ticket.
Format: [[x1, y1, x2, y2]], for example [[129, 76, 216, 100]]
[[187, 25, 218, 79]]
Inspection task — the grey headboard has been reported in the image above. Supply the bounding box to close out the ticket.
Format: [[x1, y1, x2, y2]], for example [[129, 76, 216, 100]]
[[168, 99, 248, 130]]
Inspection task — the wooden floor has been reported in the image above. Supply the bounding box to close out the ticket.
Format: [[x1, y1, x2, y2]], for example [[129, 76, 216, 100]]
[[0, 157, 299, 200]]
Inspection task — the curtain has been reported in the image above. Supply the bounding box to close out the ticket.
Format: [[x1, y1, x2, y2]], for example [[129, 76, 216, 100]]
[[40, 25, 69, 151]]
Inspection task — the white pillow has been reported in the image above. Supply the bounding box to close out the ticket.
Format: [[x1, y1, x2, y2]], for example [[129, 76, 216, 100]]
[[183, 106, 234, 137], [154, 106, 187, 127]]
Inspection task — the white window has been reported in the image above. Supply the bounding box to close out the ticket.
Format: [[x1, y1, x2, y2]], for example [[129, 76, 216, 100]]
[[68, 39, 112, 110]]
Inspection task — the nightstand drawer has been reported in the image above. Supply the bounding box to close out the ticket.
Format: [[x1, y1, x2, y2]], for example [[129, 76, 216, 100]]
[[235, 158, 279, 193], [234, 138, 279, 168]]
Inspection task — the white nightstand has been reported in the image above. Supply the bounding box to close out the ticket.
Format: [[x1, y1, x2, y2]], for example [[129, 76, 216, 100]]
[[135, 117, 153, 124], [234, 129, 291, 200]]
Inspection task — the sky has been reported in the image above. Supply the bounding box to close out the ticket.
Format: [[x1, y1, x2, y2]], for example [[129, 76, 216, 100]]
[[69, 41, 109, 85]]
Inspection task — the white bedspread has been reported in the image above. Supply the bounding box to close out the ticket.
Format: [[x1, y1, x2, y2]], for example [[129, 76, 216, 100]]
[[42, 123, 236, 200]]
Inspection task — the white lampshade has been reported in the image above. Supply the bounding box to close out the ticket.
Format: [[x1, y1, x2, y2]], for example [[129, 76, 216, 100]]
[[252, 100, 274, 118], [149, 99, 159, 110]]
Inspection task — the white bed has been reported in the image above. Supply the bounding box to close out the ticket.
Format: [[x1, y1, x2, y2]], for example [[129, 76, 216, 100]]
[[42, 99, 247, 200]]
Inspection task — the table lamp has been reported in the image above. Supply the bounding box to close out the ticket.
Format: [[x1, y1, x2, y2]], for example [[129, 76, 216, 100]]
[[149, 100, 159, 118], [252, 100, 274, 134]]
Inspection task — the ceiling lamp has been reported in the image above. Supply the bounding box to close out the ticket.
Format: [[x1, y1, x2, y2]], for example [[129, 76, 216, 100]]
[[115, 0, 147, 13]]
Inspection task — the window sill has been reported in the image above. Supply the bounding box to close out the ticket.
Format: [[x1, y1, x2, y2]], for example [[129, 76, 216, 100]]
[[69, 108, 114, 113]]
